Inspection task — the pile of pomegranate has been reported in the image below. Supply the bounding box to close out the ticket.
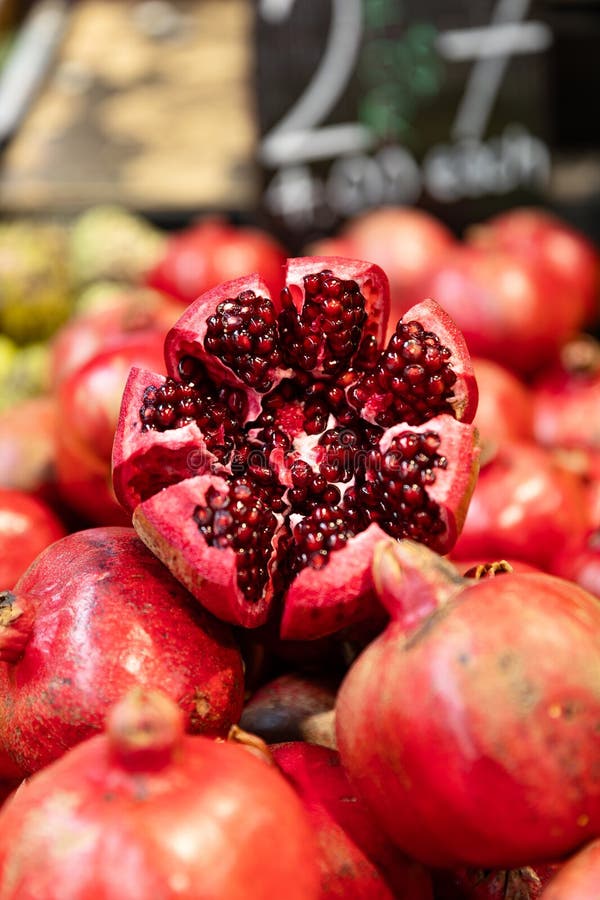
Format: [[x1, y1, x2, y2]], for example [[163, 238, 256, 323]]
[[0, 204, 599, 898]]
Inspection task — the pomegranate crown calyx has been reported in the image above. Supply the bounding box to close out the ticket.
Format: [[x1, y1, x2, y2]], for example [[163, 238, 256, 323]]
[[372, 539, 467, 631]]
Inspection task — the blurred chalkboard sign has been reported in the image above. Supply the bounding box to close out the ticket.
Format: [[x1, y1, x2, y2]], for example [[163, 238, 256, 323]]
[[255, 0, 600, 244]]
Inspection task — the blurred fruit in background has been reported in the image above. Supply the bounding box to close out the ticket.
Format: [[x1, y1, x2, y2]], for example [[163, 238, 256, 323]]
[[145, 217, 288, 304], [68, 205, 167, 287], [0, 220, 72, 344], [0, 487, 65, 590]]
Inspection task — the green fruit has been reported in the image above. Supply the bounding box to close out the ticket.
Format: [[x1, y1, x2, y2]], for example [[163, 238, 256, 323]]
[[69, 205, 167, 286], [0, 221, 73, 344]]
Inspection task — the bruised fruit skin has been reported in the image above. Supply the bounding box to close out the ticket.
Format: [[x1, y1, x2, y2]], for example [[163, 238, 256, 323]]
[[0, 527, 244, 775], [337, 540, 600, 868], [432, 862, 561, 899], [273, 742, 433, 899], [113, 257, 479, 638], [0, 489, 65, 590], [0, 690, 320, 900]]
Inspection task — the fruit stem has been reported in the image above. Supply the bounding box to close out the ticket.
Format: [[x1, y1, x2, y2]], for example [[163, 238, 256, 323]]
[[224, 724, 275, 766], [0, 590, 35, 663], [107, 688, 184, 773], [373, 539, 466, 632]]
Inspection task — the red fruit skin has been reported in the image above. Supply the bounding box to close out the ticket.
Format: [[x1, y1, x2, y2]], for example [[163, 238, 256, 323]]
[[541, 839, 600, 898], [0, 527, 244, 775], [0, 397, 58, 499], [50, 290, 185, 386], [451, 442, 591, 572], [146, 217, 288, 305], [403, 245, 576, 377], [337, 563, 600, 868], [0, 489, 65, 590], [273, 742, 433, 900], [55, 332, 166, 525], [471, 357, 534, 447], [0, 701, 320, 899], [310, 207, 456, 333], [469, 207, 599, 326], [552, 533, 600, 600], [533, 364, 600, 453]]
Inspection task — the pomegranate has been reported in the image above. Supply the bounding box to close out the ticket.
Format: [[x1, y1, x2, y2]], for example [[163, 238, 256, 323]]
[[451, 441, 591, 572], [471, 357, 534, 448], [50, 286, 185, 386], [145, 216, 288, 304], [552, 529, 600, 600], [309, 207, 456, 332], [433, 863, 561, 899], [0, 689, 320, 899], [113, 257, 479, 638], [541, 839, 600, 898], [0, 396, 57, 497], [0, 488, 65, 590], [240, 672, 339, 748], [402, 244, 576, 377], [56, 331, 166, 525], [468, 207, 599, 326], [336, 538, 600, 867], [532, 335, 600, 453], [273, 741, 433, 899], [0, 527, 244, 774]]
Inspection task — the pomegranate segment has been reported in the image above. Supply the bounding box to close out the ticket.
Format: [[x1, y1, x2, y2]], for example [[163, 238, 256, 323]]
[[115, 257, 479, 636]]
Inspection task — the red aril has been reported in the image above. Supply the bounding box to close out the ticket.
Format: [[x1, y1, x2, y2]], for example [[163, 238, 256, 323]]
[[273, 741, 433, 899], [113, 257, 479, 638], [468, 207, 599, 327], [0, 488, 65, 590], [336, 539, 600, 867], [451, 441, 591, 572], [0, 527, 244, 774], [0, 689, 320, 899], [145, 217, 288, 304]]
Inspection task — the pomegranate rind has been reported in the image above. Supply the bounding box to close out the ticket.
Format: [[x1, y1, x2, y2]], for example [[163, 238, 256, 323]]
[[112, 366, 219, 514], [280, 523, 387, 640], [133, 475, 277, 628], [284, 255, 390, 349], [164, 273, 281, 420], [337, 571, 600, 868], [378, 416, 480, 554]]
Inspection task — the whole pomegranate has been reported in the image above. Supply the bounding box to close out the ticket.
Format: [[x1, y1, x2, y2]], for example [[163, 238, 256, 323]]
[[471, 357, 534, 448], [532, 335, 600, 453], [336, 539, 600, 868], [273, 741, 433, 899], [0, 396, 58, 499], [468, 207, 599, 327], [113, 256, 479, 639], [0, 527, 244, 774], [240, 673, 338, 748], [309, 207, 456, 332], [145, 217, 288, 304], [0, 488, 65, 590], [401, 244, 577, 377], [55, 331, 166, 525], [0, 689, 320, 899], [451, 441, 591, 572]]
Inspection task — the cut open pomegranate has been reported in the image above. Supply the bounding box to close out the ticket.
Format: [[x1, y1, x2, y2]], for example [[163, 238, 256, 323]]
[[113, 257, 479, 638]]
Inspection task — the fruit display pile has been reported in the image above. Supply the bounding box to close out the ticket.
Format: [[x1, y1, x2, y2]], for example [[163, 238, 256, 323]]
[[0, 203, 599, 897]]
